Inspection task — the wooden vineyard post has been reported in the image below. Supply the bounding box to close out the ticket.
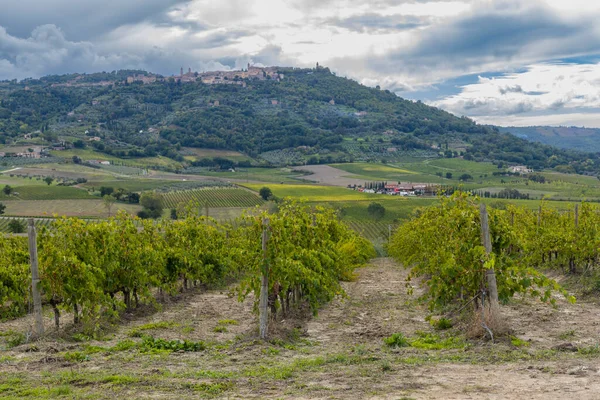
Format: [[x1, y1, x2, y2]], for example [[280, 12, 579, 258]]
[[388, 224, 392, 242], [575, 204, 579, 227], [479, 204, 499, 308], [27, 219, 44, 337], [259, 218, 270, 339]]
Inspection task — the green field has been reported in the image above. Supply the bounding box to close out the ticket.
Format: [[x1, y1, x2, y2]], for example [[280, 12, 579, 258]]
[[181, 147, 254, 162], [161, 188, 264, 209], [0, 185, 93, 200], [2, 199, 142, 217], [50, 149, 182, 169]]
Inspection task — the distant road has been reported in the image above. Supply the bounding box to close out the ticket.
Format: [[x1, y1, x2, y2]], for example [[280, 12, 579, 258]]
[[0, 167, 22, 174]]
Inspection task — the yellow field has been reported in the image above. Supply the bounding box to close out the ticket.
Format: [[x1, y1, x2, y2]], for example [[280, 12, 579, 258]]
[[242, 183, 401, 202]]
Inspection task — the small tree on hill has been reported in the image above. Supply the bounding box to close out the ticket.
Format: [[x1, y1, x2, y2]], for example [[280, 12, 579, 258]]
[[139, 193, 164, 219], [367, 202, 385, 221], [44, 177, 54, 186], [3, 185, 13, 195], [259, 187, 273, 201], [0, 202, 5, 215], [100, 186, 114, 197], [103, 195, 116, 217], [458, 174, 473, 182]]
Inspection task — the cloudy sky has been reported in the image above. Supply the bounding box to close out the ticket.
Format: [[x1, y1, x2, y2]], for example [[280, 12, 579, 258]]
[[1, 0, 600, 127]]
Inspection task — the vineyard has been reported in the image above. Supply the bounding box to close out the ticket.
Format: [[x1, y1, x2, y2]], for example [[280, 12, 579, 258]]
[[388, 193, 587, 317], [0, 185, 93, 200], [0, 202, 374, 333], [161, 188, 264, 209], [0, 217, 55, 233]]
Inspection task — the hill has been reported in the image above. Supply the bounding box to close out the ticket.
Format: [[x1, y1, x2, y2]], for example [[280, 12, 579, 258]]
[[1, 66, 600, 175], [500, 125, 600, 153]]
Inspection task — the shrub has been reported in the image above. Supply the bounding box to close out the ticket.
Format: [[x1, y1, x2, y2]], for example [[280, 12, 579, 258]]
[[383, 333, 409, 348], [259, 186, 273, 200]]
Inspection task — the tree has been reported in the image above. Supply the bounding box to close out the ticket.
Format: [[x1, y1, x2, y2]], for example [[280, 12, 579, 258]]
[[127, 192, 140, 204], [259, 187, 273, 201], [72, 156, 82, 164], [44, 177, 54, 186], [170, 208, 178, 220], [3, 185, 13, 195], [8, 220, 25, 234], [73, 140, 86, 149], [100, 186, 114, 197], [446, 172, 453, 179], [139, 193, 164, 219], [367, 202, 385, 221], [458, 174, 473, 182], [103, 195, 116, 217], [0, 202, 5, 215]]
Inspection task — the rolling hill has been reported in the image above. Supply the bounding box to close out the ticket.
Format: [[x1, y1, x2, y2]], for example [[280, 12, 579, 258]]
[[1, 66, 600, 175], [500, 126, 600, 153]]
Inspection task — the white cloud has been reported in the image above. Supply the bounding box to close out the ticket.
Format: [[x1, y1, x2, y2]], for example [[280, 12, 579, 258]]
[[433, 62, 600, 126]]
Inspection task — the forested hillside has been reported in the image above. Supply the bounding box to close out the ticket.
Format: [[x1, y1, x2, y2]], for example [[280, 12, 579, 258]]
[[1, 67, 600, 174], [500, 125, 600, 153]]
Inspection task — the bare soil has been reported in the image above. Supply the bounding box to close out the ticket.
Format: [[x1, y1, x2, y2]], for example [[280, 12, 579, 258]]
[[292, 165, 366, 187], [1, 258, 599, 399]]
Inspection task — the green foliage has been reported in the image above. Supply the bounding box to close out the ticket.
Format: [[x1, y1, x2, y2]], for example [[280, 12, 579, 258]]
[[0, 236, 30, 319], [2, 68, 600, 175], [409, 332, 465, 350], [8, 219, 25, 234], [236, 201, 376, 316], [367, 202, 385, 221], [0, 201, 374, 332], [3, 185, 13, 195], [139, 192, 164, 219], [0, 202, 4, 215], [259, 186, 273, 201], [43, 176, 54, 186], [388, 192, 572, 312], [140, 336, 206, 352], [127, 321, 179, 337], [430, 317, 453, 330], [383, 333, 410, 348], [510, 336, 530, 347]]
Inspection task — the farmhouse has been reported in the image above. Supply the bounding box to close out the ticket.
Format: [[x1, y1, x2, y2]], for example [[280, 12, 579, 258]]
[[509, 165, 532, 174]]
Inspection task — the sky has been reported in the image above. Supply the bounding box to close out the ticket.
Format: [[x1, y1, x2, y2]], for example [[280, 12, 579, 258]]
[[1, 0, 600, 127]]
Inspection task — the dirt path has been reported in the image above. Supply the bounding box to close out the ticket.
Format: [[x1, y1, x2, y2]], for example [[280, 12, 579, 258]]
[[1, 258, 599, 399]]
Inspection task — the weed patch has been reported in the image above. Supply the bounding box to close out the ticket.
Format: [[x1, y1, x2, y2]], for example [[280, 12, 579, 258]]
[[128, 321, 179, 337], [140, 336, 206, 352], [384, 333, 410, 348]]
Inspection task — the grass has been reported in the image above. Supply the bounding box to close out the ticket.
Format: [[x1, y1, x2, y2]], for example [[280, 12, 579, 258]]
[[127, 321, 179, 337], [181, 147, 253, 162], [243, 183, 396, 202], [2, 199, 141, 217], [50, 149, 182, 169], [0, 185, 93, 200]]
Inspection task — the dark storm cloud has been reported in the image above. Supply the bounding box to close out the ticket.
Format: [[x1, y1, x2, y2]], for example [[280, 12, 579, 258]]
[[329, 14, 427, 33], [387, 2, 600, 75], [0, 0, 190, 40]]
